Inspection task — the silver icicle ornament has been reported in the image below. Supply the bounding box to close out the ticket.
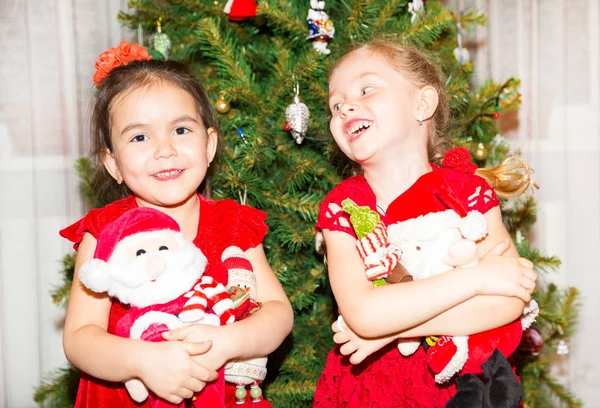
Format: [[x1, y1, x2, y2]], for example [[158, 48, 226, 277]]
[[285, 84, 310, 144]]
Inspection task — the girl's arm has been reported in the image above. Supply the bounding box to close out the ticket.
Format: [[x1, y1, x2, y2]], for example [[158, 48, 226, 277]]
[[327, 208, 536, 339], [397, 206, 533, 337], [164, 244, 294, 369], [224, 244, 294, 358], [63, 233, 218, 403]]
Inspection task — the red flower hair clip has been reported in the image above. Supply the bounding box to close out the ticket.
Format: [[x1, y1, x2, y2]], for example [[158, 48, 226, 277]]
[[442, 147, 478, 175], [92, 40, 152, 87]]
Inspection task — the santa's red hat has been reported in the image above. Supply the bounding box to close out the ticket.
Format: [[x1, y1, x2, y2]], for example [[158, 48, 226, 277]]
[[387, 171, 468, 223], [93, 207, 180, 263], [387, 171, 487, 242]]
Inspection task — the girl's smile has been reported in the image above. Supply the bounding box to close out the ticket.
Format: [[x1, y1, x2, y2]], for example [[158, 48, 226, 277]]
[[344, 119, 373, 142], [151, 168, 184, 181]]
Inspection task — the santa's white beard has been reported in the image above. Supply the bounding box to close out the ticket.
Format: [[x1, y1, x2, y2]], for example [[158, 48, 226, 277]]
[[108, 244, 207, 308]]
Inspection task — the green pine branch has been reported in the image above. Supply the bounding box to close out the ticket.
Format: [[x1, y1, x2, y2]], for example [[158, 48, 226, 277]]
[[33, 367, 79, 407]]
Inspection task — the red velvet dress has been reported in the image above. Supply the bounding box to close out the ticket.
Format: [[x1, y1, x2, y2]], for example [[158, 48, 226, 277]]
[[312, 156, 500, 408], [60, 194, 271, 408]]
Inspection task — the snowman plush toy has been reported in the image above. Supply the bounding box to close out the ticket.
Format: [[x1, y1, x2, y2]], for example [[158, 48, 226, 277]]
[[79, 207, 235, 406]]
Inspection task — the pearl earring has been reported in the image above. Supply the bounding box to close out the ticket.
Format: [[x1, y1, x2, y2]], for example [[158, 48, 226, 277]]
[[117, 178, 123, 185]]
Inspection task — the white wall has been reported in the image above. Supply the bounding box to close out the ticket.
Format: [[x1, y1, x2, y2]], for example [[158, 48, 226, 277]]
[[0, 0, 132, 406], [0, 0, 598, 407], [465, 0, 600, 405]]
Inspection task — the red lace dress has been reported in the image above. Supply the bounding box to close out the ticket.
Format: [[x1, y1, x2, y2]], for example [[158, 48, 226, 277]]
[[60, 194, 270, 408], [312, 154, 499, 408]]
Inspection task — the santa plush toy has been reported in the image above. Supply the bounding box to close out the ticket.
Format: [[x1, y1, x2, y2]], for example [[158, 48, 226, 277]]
[[383, 171, 538, 407], [79, 207, 235, 406]]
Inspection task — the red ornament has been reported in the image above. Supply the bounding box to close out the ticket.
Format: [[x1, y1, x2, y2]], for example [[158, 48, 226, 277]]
[[223, 0, 257, 21], [518, 327, 544, 357], [492, 112, 500, 119], [284, 123, 291, 131]]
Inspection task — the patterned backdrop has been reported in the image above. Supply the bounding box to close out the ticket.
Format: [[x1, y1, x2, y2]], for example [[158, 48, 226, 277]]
[[0, 0, 598, 406]]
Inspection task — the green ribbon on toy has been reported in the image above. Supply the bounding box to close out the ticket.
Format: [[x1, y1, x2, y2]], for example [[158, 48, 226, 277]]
[[341, 198, 387, 287]]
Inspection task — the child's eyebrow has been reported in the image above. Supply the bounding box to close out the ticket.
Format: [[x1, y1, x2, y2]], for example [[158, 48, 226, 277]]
[[171, 115, 198, 124], [329, 72, 380, 98], [120, 122, 146, 136]]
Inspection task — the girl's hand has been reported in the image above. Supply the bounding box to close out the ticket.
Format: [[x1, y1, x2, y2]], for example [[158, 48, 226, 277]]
[[332, 316, 398, 365], [473, 239, 537, 302], [138, 340, 218, 404], [163, 324, 234, 371]]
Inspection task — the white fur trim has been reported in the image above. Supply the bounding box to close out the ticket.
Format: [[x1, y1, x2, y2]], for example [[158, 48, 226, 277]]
[[79, 259, 112, 293], [414, 212, 446, 241], [460, 211, 488, 241], [397, 339, 420, 356], [222, 245, 244, 260], [223, 0, 234, 14], [520, 299, 539, 330], [441, 210, 462, 229], [434, 336, 469, 384], [129, 311, 184, 339], [225, 357, 268, 384]]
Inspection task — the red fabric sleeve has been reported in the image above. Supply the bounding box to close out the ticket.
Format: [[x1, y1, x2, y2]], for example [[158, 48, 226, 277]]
[[59, 196, 137, 250], [222, 199, 268, 251], [196, 198, 268, 286], [436, 167, 500, 214], [437, 148, 500, 214], [198, 198, 268, 254], [463, 174, 500, 213], [315, 176, 377, 238]]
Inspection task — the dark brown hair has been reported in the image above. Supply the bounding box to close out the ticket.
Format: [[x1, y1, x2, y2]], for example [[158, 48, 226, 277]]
[[90, 59, 221, 204]]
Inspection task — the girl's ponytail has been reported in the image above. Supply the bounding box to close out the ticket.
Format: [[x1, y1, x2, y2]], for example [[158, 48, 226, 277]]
[[475, 156, 538, 199]]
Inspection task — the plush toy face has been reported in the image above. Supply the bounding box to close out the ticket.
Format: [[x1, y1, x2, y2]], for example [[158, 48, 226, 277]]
[[82, 230, 207, 308], [393, 227, 462, 279], [228, 272, 257, 299], [388, 209, 484, 280]]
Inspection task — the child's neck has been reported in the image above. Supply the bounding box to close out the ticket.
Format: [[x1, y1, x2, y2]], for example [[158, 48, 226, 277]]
[[363, 152, 431, 212], [136, 194, 201, 241]]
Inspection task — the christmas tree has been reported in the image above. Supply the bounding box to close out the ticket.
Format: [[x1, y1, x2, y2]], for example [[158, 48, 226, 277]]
[[36, 1, 582, 407]]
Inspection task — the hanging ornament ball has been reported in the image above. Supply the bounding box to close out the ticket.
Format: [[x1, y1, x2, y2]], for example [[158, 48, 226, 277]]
[[235, 387, 247, 400], [556, 339, 570, 355], [216, 96, 231, 114], [518, 327, 544, 357], [474, 143, 488, 161], [453, 47, 471, 65], [493, 112, 500, 119], [284, 123, 291, 131], [250, 386, 262, 399]]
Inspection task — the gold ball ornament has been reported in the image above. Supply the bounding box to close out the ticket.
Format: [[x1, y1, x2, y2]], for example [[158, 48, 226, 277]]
[[474, 143, 488, 161], [216, 97, 230, 114]]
